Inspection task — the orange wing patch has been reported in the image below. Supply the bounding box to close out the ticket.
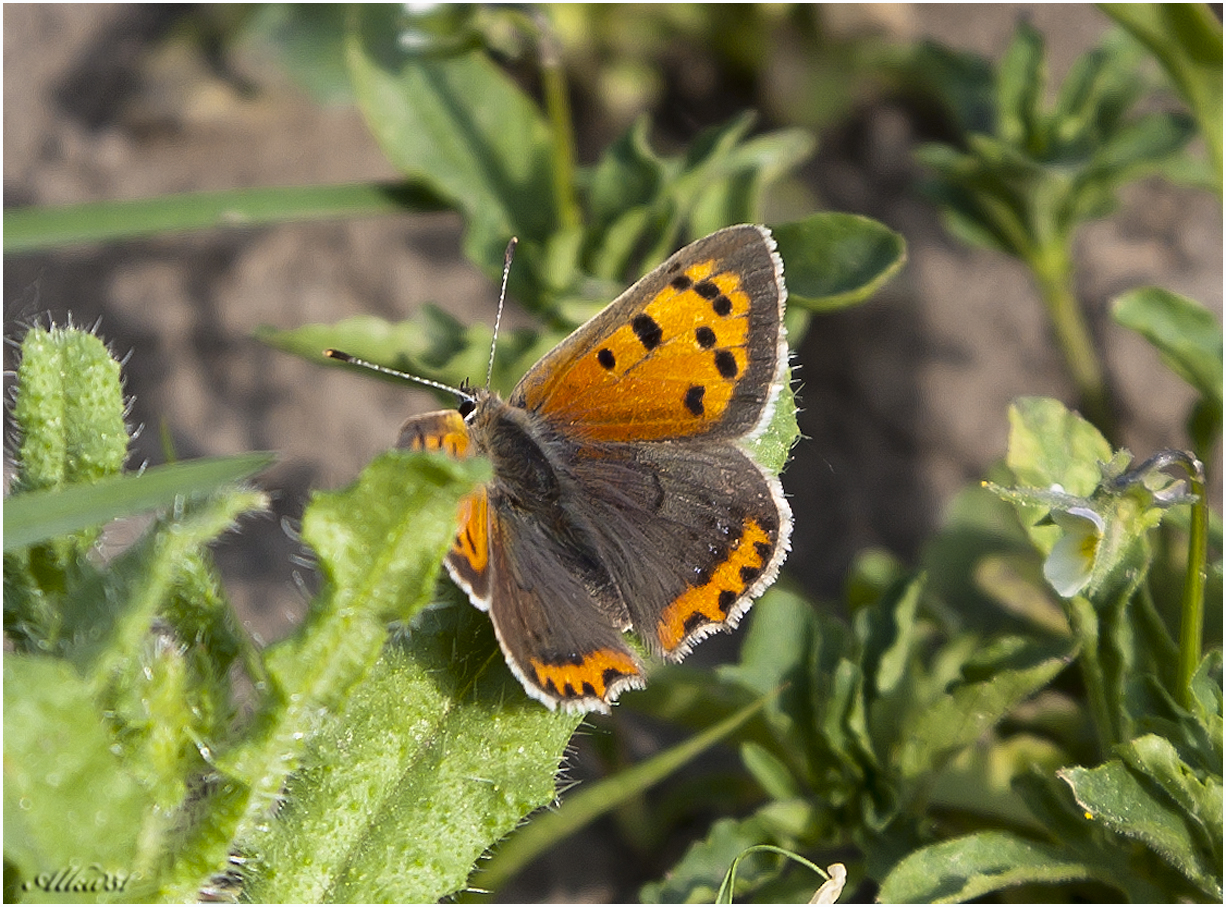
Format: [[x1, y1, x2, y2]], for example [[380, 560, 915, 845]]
[[397, 408, 491, 603], [529, 647, 643, 703], [655, 517, 775, 654], [531, 258, 756, 441], [445, 487, 490, 604], [397, 409, 471, 457]]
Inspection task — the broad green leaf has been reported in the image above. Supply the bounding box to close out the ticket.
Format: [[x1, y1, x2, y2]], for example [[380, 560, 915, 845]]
[[877, 830, 1119, 903], [238, 4, 357, 105], [1084, 110, 1197, 182], [1189, 651, 1224, 759], [860, 572, 923, 700], [474, 693, 771, 894], [257, 310, 548, 402], [4, 454, 275, 552], [898, 636, 1074, 782], [3, 182, 444, 255], [740, 741, 800, 802], [717, 587, 826, 767], [4, 657, 151, 901], [1113, 287, 1223, 407], [687, 129, 816, 240], [346, 7, 557, 289], [1120, 734, 1222, 856], [5, 325, 129, 637], [773, 213, 906, 311], [10, 326, 127, 496], [1059, 757, 1221, 900], [918, 483, 1065, 634], [745, 372, 799, 477], [1005, 397, 1112, 497], [928, 733, 1068, 832], [241, 602, 579, 903], [901, 41, 996, 136], [262, 452, 489, 705], [844, 547, 907, 613], [222, 452, 486, 866]]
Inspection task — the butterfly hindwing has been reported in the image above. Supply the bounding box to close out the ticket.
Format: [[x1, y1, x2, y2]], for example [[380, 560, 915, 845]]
[[484, 498, 646, 710], [562, 438, 792, 658]]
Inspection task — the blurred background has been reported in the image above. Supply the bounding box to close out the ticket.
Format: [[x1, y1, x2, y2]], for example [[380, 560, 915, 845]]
[[4, 5, 1221, 900]]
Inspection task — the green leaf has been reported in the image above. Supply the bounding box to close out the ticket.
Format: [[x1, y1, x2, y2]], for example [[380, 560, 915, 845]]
[[241, 602, 580, 903], [1113, 287, 1223, 408], [717, 587, 828, 772], [262, 452, 490, 702], [346, 7, 557, 288], [687, 129, 816, 239], [1189, 651, 1224, 760], [996, 21, 1046, 150], [585, 115, 667, 236], [10, 326, 127, 496], [1059, 756, 1221, 900], [902, 41, 996, 136], [474, 692, 772, 894], [745, 371, 799, 478], [1100, 3, 1223, 190], [6, 324, 132, 610], [219, 452, 486, 875], [740, 741, 800, 802], [1005, 397, 1113, 496], [4, 657, 150, 899], [877, 830, 1118, 903], [59, 489, 268, 685], [3, 182, 445, 255], [1083, 110, 1197, 182], [238, 4, 356, 105], [1119, 734, 1222, 858], [898, 635, 1074, 782], [4, 454, 275, 553], [773, 213, 907, 312]]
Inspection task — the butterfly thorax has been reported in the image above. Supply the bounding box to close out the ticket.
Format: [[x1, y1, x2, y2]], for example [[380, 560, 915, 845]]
[[465, 390, 567, 510]]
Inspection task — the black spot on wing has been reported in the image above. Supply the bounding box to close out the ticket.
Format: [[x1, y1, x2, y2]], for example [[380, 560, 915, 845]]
[[632, 313, 663, 350], [684, 385, 705, 416]]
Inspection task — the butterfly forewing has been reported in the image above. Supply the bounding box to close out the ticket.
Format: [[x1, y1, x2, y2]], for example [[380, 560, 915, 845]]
[[512, 225, 786, 443]]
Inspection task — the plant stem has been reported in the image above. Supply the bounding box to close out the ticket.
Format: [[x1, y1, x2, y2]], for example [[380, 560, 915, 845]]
[[1029, 244, 1117, 443], [1178, 457, 1208, 709], [533, 10, 581, 232], [1107, 449, 1210, 708], [1067, 595, 1119, 751]]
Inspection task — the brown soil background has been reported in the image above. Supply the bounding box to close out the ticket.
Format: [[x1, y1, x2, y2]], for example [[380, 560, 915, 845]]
[[4, 5, 1222, 902]]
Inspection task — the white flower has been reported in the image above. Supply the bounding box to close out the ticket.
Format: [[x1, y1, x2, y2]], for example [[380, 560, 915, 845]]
[[1043, 506, 1105, 597]]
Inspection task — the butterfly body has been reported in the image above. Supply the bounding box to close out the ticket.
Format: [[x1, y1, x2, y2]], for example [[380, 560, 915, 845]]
[[401, 224, 792, 712]]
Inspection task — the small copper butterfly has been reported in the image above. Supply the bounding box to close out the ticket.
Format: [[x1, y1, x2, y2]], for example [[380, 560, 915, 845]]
[[337, 224, 792, 712]]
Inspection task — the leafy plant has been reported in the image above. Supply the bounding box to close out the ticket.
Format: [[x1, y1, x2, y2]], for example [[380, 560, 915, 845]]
[[4, 5, 1218, 905], [914, 20, 1204, 439], [4, 320, 588, 902], [2, 4, 903, 901]]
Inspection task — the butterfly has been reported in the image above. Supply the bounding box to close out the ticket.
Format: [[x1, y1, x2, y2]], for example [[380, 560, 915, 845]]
[[334, 224, 792, 712]]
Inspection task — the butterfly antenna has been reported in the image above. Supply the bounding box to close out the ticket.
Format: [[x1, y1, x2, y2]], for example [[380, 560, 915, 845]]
[[322, 349, 473, 404], [487, 236, 518, 390]]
